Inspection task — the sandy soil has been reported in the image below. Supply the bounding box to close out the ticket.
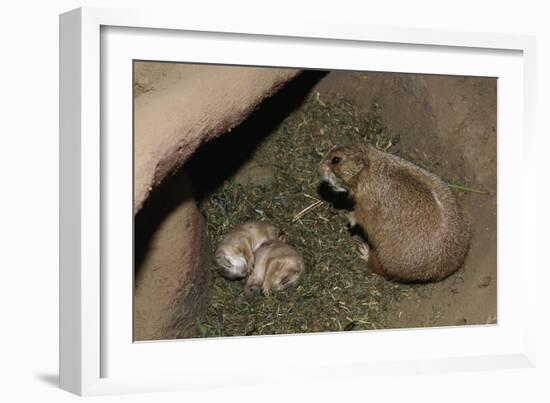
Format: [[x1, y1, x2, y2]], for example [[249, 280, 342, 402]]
[[133, 62, 299, 213]]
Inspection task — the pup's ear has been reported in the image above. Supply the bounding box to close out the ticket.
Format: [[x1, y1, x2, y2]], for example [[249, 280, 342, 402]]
[[262, 260, 285, 293], [236, 243, 255, 272]]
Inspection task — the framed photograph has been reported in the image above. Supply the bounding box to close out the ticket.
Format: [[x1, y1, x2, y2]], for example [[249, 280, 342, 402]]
[[59, 6, 536, 396]]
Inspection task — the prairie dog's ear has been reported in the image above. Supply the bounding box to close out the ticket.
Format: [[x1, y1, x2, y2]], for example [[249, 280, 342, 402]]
[[347, 164, 369, 196], [351, 143, 370, 167], [334, 145, 369, 185]]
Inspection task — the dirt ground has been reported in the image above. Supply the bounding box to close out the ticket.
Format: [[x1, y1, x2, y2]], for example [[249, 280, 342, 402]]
[[135, 66, 497, 338]]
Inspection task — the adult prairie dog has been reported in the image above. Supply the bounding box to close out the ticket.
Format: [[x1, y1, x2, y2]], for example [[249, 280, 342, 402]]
[[319, 143, 469, 282], [245, 240, 305, 296], [215, 221, 281, 280]]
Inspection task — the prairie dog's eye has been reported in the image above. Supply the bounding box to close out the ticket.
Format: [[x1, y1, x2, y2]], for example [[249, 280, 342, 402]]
[[331, 156, 342, 165]]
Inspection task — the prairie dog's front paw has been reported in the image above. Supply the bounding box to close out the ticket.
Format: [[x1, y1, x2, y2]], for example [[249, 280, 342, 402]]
[[245, 284, 262, 298], [347, 212, 358, 228], [358, 243, 370, 263]]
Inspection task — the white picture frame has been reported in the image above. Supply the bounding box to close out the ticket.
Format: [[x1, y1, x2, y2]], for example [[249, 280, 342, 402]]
[[59, 6, 537, 396]]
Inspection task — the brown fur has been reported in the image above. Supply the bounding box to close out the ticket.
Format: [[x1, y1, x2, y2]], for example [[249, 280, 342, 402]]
[[215, 221, 281, 280], [245, 240, 305, 296], [320, 143, 470, 282], [367, 248, 384, 276]]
